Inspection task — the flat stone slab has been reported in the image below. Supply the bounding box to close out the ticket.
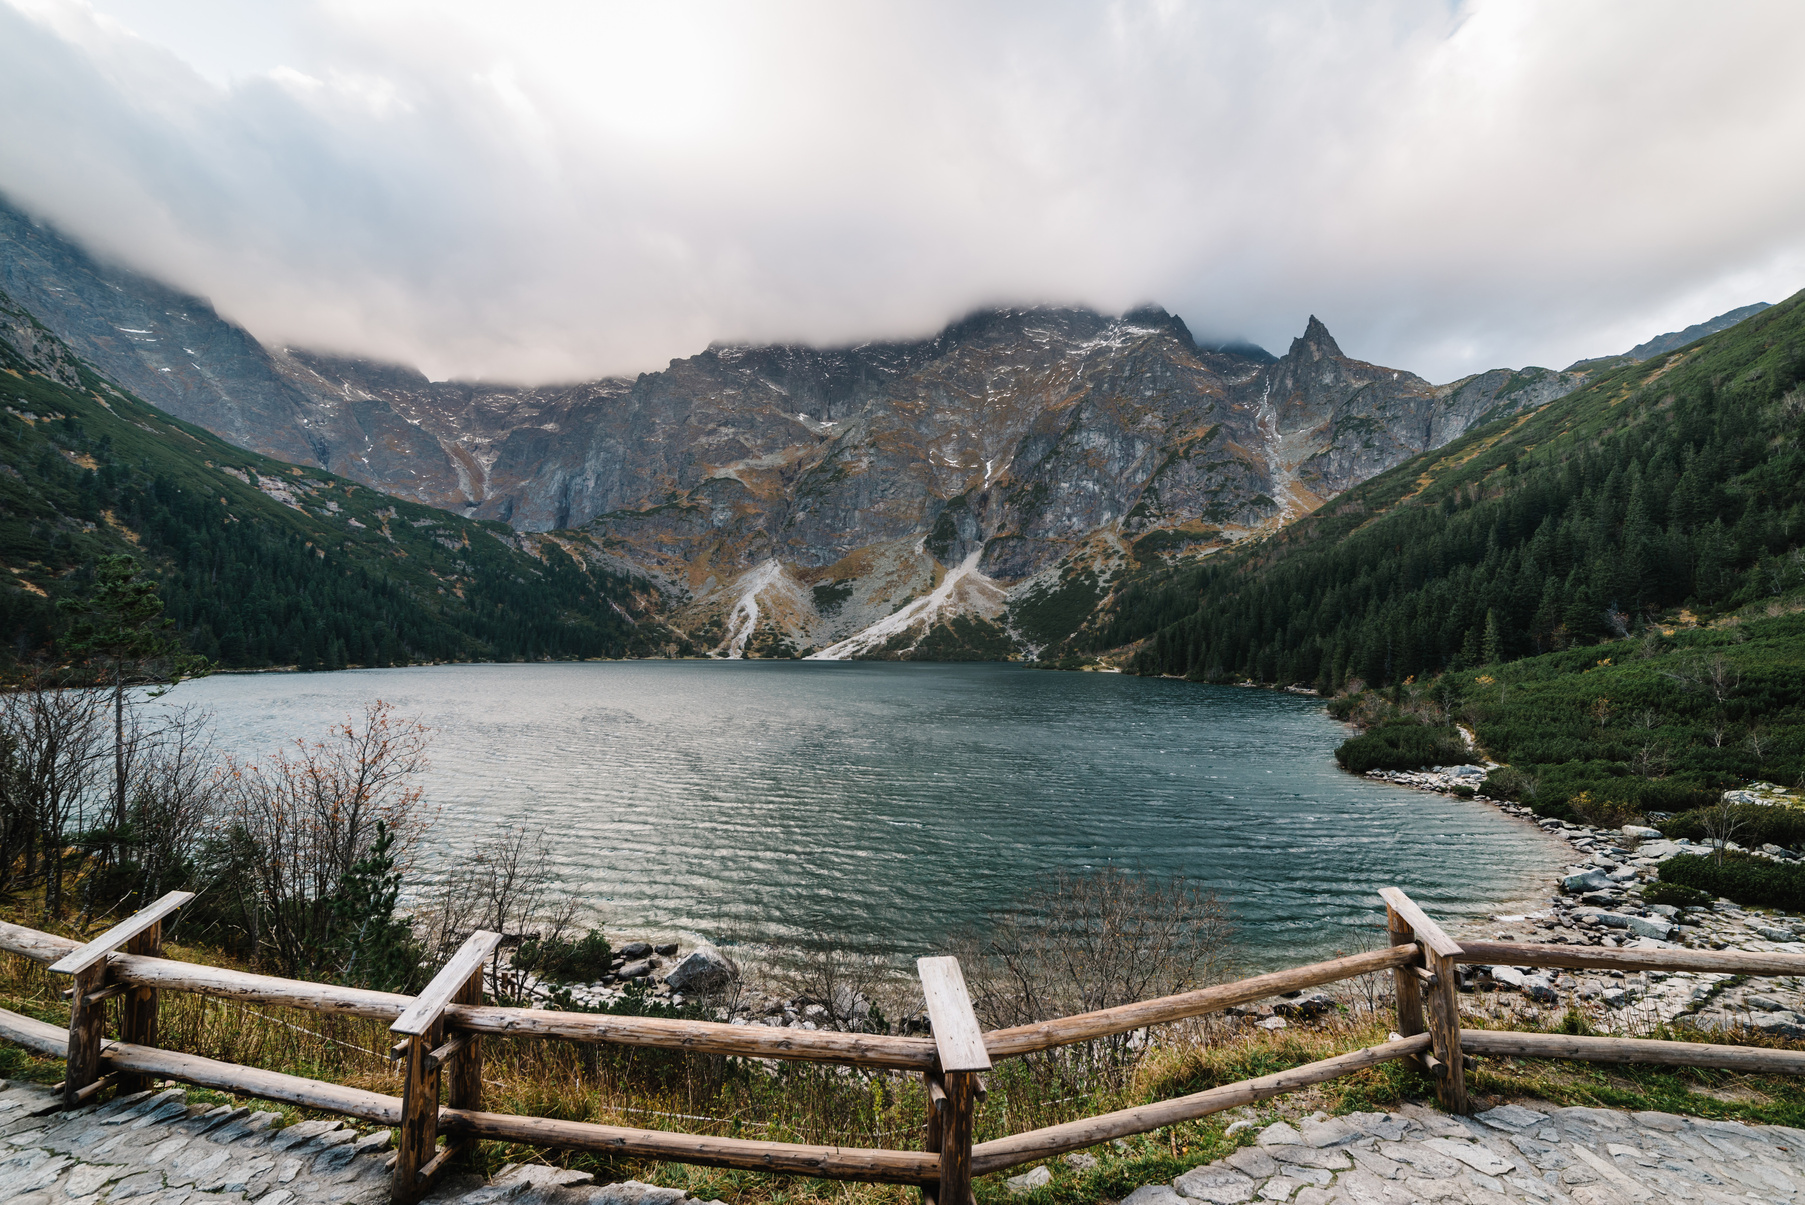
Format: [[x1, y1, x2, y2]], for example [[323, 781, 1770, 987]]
[[0, 1079, 729, 1205], [1123, 1103, 1805, 1205]]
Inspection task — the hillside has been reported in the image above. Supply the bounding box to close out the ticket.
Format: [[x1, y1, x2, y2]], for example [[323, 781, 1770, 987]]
[[1107, 288, 1805, 686], [0, 290, 678, 669]]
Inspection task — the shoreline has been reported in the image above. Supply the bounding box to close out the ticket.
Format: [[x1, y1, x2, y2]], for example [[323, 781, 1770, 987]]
[[1355, 761, 1805, 1036]]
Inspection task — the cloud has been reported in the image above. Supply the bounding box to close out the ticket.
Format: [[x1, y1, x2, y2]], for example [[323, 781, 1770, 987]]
[[1, 0, 1802, 383]]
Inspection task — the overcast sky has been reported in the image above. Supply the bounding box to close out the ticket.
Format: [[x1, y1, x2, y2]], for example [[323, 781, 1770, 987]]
[[2, 0, 1802, 384]]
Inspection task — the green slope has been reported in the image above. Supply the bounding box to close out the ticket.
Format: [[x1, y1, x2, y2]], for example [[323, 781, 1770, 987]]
[[1104, 287, 1805, 688], [1, 291, 679, 669]]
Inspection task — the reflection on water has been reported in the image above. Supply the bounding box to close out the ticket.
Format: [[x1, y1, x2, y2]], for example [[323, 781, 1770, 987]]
[[173, 661, 1560, 965]]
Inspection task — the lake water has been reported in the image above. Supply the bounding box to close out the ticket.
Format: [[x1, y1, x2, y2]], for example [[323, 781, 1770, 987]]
[[171, 661, 1561, 967]]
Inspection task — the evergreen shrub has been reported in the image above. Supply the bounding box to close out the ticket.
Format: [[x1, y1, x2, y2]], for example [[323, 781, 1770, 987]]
[[1658, 853, 1805, 910], [514, 929, 612, 983], [1334, 720, 1469, 772]]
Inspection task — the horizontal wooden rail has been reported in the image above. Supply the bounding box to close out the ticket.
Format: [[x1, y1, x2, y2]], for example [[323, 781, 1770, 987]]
[[970, 1033, 1432, 1174], [446, 1005, 937, 1070], [0, 923, 940, 1070], [1459, 1028, 1805, 1074], [982, 944, 1417, 1058], [1456, 941, 1805, 977], [439, 1109, 937, 1184], [0, 1005, 935, 1183]]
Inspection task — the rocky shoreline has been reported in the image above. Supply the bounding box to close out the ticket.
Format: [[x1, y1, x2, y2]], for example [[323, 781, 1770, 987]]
[[1361, 762, 1805, 1038]]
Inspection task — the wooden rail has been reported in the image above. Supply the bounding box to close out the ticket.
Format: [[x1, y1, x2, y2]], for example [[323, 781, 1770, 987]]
[[3, 888, 1804, 1200]]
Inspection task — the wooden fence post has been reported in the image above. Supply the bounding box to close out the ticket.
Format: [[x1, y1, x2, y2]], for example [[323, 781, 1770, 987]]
[[48, 891, 194, 1109], [391, 930, 502, 1204], [1384, 899, 1424, 1053], [918, 956, 990, 1205], [1378, 888, 1468, 1114]]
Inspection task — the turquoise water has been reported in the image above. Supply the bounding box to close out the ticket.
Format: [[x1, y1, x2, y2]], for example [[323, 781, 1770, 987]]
[[174, 661, 1559, 965]]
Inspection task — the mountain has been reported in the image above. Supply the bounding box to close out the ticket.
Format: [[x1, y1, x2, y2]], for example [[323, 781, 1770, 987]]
[[0, 287, 678, 670], [1565, 302, 1772, 372], [0, 192, 1589, 660], [1111, 288, 1805, 685]]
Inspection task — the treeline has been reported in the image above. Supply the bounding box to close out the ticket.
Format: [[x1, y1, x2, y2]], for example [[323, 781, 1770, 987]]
[[1103, 291, 1805, 689], [2, 337, 669, 669]]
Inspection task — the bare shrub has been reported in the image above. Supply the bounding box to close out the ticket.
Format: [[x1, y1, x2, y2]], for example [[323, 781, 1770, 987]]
[[1702, 793, 1743, 865], [0, 667, 108, 915], [413, 825, 595, 1001], [214, 701, 430, 976], [956, 867, 1233, 1087], [762, 947, 908, 1034]]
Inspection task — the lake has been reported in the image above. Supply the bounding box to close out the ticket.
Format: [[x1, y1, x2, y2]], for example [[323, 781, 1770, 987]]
[[172, 661, 1560, 967]]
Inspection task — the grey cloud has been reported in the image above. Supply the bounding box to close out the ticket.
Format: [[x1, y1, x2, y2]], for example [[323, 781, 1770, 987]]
[[1, 0, 1801, 384]]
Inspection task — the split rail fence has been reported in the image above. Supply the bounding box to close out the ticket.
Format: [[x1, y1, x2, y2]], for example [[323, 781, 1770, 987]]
[[2, 887, 1804, 1204]]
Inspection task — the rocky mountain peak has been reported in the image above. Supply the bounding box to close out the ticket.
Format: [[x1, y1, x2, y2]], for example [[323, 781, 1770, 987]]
[[1289, 315, 1344, 362]]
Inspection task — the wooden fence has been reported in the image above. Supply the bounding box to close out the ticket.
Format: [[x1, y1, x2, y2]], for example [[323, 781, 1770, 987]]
[[2, 887, 1804, 1205]]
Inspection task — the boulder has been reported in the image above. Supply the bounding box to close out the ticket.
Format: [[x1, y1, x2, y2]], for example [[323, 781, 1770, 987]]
[[618, 942, 653, 960], [664, 945, 739, 993], [1523, 977, 1559, 1003], [1490, 966, 1526, 988], [618, 959, 653, 980], [1627, 915, 1677, 941], [1006, 1166, 1053, 1194], [1751, 1011, 1805, 1038], [1562, 870, 1612, 894], [1745, 994, 1786, 1011], [654, 942, 679, 956], [1622, 824, 1663, 841], [1756, 925, 1799, 942]]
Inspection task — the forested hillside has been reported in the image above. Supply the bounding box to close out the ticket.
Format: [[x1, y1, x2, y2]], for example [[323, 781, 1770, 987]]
[[1, 293, 678, 669], [1108, 289, 1805, 688]]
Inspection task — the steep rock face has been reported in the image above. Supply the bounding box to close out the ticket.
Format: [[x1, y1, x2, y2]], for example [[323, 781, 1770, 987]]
[[0, 194, 1589, 658]]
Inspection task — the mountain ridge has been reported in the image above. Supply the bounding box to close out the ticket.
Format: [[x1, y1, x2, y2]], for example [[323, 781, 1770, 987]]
[[1, 191, 1597, 660]]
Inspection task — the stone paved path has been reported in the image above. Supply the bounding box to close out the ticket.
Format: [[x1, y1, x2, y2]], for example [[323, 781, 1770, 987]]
[[0, 1080, 721, 1205], [1108, 1101, 1805, 1205], [9, 1075, 1804, 1205]]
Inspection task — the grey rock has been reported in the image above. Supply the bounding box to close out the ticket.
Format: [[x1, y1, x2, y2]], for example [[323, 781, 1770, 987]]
[[1006, 1165, 1053, 1194], [1562, 870, 1612, 894], [1120, 1187, 1186, 1205], [1477, 1104, 1548, 1131], [1756, 925, 1799, 942], [663, 946, 738, 993], [1062, 1151, 1098, 1171], [1255, 1122, 1302, 1147], [1622, 825, 1663, 841], [1489, 966, 1526, 989], [1627, 915, 1677, 940], [1223, 1149, 1278, 1179], [1172, 1164, 1255, 1202], [1751, 1010, 1805, 1038], [617, 942, 653, 960], [617, 960, 653, 980]]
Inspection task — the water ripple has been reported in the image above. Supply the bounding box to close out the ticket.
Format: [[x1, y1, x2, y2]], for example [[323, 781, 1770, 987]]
[[172, 662, 1562, 965]]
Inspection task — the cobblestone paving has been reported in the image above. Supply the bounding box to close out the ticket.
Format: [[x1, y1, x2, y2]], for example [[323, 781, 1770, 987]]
[[0, 1080, 722, 1205], [1105, 1102, 1805, 1205]]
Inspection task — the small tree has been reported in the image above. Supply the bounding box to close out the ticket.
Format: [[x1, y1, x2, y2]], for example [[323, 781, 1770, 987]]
[[331, 822, 420, 992], [57, 555, 208, 840]]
